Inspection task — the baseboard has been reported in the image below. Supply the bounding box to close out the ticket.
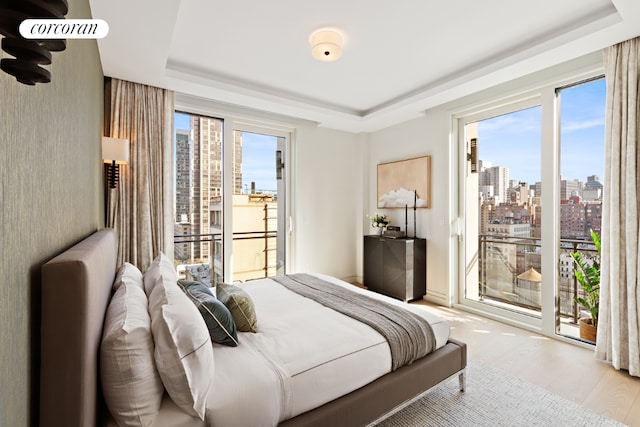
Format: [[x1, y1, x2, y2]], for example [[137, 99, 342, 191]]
[[423, 290, 449, 307]]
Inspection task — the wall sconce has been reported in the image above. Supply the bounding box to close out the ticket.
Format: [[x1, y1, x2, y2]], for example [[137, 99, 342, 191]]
[[101, 137, 129, 188], [467, 138, 478, 174]]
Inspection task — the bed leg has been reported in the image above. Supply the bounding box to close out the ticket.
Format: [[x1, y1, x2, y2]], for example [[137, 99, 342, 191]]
[[458, 369, 466, 392]]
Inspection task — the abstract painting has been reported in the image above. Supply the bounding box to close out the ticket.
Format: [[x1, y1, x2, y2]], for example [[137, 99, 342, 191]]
[[377, 155, 431, 208]]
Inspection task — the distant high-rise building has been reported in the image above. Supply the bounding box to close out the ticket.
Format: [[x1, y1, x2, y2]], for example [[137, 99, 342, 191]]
[[585, 202, 602, 236], [560, 202, 586, 239], [560, 201, 602, 240], [533, 181, 542, 198], [486, 222, 531, 238], [585, 175, 603, 191], [174, 116, 244, 264], [481, 165, 509, 204], [495, 204, 531, 225], [480, 185, 494, 201], [173, 222, 192, 262], [175, 129, 191, 222], [508, 181, 532, 205], [560, 178, 582, 201], [478, 160, 491, 198], [532, 205, 542, 238], [479, 199, 496, 233], [583, 175, 603, 200], [191, 116, 224, 261]]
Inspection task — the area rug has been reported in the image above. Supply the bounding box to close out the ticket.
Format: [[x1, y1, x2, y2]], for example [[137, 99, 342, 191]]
[[371, 358, 625, 427]]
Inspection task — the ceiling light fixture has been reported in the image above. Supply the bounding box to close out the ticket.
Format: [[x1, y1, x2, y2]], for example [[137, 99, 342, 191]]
[[310, 28, 343, 62]]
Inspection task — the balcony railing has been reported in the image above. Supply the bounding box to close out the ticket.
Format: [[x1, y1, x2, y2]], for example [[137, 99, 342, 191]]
[[174, 230, 278, 284], [176, 231, 598, 329], [477, 233, 599, 326]]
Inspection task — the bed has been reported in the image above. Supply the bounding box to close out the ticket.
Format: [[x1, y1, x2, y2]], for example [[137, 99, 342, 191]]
[[39, 228, 467, 426]]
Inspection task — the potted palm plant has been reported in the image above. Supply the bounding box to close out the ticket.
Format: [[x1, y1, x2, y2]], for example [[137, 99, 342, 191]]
[[572, 229, 600, 342]]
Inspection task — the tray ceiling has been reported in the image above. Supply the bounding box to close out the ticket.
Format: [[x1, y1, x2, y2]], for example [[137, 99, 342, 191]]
[[90, 0, 640, 132]]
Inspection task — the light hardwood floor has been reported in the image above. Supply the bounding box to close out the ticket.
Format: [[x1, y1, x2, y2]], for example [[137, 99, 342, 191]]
[[411, 301, 640, 426]]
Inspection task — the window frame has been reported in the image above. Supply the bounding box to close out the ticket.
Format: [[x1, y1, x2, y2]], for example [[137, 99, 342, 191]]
[[174, 93, 298, 283], [451, 68, 605, 345]]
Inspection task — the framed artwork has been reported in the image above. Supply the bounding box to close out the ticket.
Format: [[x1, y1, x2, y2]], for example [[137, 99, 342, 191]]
[[377, 155, 431, 208]]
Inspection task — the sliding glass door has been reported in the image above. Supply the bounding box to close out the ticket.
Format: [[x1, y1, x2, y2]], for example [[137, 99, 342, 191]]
[[556, 77, 605, 342], [458, 76, 605, 342], [173, 112, 289, 285], [462, 102, 544, 321], [173, 113, 224, 284], [230, 128, 287, 281]]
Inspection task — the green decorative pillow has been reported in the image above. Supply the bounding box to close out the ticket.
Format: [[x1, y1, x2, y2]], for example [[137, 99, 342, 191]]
[[177, 281, 239, 347], [216, 283, 258, 333]]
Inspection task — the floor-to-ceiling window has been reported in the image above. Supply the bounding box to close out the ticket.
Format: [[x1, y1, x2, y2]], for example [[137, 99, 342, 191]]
[[230, 128, 287, 281], [458, 75, 605, 343], [463, 105, 543, 318], [173, 111, 289, 285], [556, 77, 605, 342], [173, 112, 225, 284]]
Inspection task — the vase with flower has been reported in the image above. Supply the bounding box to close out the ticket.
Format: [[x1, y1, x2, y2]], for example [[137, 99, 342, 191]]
[[371, 213, 390, 235]]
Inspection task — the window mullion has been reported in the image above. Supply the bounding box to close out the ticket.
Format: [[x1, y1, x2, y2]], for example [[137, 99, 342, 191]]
[[540, 86, 560, 336]]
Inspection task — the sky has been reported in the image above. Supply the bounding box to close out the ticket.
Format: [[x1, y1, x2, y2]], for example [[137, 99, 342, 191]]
[[239, 132, 278, 193], [478, 78, 606, 184], [175, 112, 190, 131]]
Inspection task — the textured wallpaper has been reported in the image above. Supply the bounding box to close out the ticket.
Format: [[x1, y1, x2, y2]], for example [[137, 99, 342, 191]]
[[0, 0, 103, 425]]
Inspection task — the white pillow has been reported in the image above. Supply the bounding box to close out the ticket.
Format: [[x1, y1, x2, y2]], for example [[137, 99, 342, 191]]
[[143, 253, 177, 296], [112, 260, 144, 292], [101, 263, 163, 427], [148, 274, 214, 420]]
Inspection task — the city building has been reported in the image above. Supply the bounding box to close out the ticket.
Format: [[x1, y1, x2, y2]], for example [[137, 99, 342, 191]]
[[175, 129, 191, 223], [560, 178, 582, 200], [508, 181, 533, 205], [486, 221, 531, 238], [173, 222, 192, 263], [479, 199, 496, 234], [209, 193, 278, 283], [560, 199, 603, 239], [584, 175, 604, 200], [191, 116, 222, 262], [480, 165, 510, 204]]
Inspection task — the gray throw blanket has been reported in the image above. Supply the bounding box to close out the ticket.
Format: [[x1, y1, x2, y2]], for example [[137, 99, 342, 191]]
[[272, 273, 435, 371]]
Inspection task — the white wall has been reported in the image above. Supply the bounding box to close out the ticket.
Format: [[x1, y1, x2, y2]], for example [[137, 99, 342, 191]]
[[365, 116, 453, 305], [291, 124, 363, 281]]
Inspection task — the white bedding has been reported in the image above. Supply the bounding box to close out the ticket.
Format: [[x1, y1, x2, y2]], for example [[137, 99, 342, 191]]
[[150, 273, 450, 427]]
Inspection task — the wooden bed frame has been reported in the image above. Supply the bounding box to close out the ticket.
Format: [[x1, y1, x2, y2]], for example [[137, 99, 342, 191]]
[[39, 228, 467, 427]]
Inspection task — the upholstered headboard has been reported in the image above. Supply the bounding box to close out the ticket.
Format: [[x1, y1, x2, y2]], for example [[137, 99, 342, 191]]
[[40, 228, 117, 427]]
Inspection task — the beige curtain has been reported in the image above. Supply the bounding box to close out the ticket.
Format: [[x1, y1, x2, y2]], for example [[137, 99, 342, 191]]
[[596, 36, 640, 377], [106, 79, 174, 271]]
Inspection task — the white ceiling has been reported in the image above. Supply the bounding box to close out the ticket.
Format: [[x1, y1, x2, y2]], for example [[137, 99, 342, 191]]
[[89, 0, 640, 132]]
